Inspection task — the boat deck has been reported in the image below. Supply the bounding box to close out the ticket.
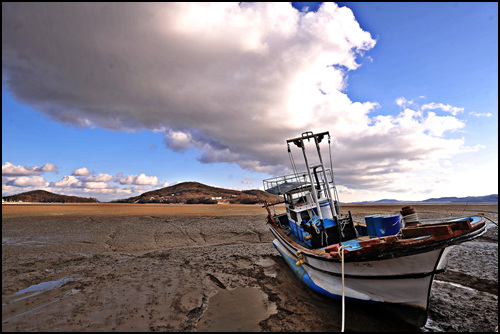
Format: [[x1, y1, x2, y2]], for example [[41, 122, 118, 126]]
[[272, 213, 486, 255], [277, 217, 371, 251]]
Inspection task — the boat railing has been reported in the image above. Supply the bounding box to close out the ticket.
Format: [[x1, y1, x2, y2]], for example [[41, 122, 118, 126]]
[[263, 172, 309, 195], [263, 168, 335, 196]]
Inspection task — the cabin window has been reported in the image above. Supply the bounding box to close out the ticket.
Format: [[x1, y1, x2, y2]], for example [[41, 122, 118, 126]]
[[302, 210, 311, 223], [296, 195, 307, 205], [288, 209, 297, 222]]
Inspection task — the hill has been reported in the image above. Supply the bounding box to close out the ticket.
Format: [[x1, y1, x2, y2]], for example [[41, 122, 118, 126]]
[[2, 190, 99, 203], [112, 181, 279, 204]]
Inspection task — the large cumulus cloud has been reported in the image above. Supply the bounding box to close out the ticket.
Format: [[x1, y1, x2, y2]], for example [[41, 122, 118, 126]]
[[2, 2, 474, 196]]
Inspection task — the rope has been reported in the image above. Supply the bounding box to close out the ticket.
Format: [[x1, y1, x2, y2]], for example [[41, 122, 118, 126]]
[[480, 214, 498, 226], [461, 201, 469, 215], [308, 215, 330, 246], [339, 244, 351, 332]]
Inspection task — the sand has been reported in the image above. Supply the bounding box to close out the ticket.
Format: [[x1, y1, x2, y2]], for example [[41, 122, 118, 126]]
[[2, 203, 498, 332]]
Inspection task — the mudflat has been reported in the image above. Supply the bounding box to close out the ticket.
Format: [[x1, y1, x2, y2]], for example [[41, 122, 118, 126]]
[[2, 203, 498, 332]]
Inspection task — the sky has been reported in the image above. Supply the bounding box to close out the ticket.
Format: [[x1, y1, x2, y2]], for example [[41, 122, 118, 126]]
[[2, 2, 498, 202]]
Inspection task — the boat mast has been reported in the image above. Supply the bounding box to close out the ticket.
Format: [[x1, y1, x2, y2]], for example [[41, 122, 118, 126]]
[[287, 131, 339, 218], [313, 136, 338, 219], [287, 132, 324, 222]]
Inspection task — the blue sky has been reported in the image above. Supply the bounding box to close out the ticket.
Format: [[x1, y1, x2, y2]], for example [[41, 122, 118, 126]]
[[2, 2, 498, 202]]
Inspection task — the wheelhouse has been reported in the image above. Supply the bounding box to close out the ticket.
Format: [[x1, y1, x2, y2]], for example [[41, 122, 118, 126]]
[[263, 131, 356, 249]]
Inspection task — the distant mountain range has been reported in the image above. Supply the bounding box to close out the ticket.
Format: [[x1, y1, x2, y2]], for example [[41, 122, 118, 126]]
[[353, 194, 498, 204], [2, 184, 497, 204]]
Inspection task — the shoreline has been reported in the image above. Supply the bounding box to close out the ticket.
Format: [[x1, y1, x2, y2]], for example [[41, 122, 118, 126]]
[[2, 201, 497, 217]]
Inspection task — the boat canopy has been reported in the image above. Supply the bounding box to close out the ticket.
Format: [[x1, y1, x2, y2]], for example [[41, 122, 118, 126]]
[[265, 181, 309, 195]]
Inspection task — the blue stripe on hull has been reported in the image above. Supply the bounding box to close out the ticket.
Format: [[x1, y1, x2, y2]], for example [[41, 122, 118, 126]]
[[272, 240, 344, 301], [271, 238, 433, 326]]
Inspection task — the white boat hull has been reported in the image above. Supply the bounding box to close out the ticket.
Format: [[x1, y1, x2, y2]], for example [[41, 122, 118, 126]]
[[270, 229, 454, 326]]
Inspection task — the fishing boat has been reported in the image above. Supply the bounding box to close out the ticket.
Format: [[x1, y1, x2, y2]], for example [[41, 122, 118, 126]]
[[262, 131, 487, 327]]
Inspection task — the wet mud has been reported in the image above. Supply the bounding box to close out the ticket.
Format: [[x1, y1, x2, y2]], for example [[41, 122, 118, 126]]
[[2, 203, 498, 332]]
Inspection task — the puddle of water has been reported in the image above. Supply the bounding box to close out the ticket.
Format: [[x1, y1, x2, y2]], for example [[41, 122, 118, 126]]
[[263, 267, 277, 278], [197, 286, 277, 332], [256, 257, 277, 278], [255, 257, 274, 267], [2, 237, 50, 247], [15, 278, 75, 295]]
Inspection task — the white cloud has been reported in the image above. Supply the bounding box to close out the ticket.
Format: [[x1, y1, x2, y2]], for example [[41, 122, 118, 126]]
[[117, 173, 159, 185], [47, 173, 150, 199], [72, 167, 92, 176], [241, 178, 254, 188], [79, 173, 114, 182], [2, 162, 40, 176], [6, 176, 49, 187], [164, 130, 193, 151], [81, 181, 113, 189], [422, 112, 465, 137], [395, 97, 413, 107], [469, 111, 493, 117], [159, 181, 171, 188], [52, 175, 82, 188], [2, 162, 58, 176], [421, 102, 464, 116], [40, 163, 58, 173], [2, 164, 165, 201]]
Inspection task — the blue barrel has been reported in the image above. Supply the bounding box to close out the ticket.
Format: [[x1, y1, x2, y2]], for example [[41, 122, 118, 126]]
[[323, 218, 335, 228], [382, 214, 402, 236], [364, 214, 382, 238], [373, 215, 386, 237]]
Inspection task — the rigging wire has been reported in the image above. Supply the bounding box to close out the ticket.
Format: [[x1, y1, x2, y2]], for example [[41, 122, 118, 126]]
[[478, 214, 498, 226], [288, 143, 298, 176], [328, 135, 342, 216]]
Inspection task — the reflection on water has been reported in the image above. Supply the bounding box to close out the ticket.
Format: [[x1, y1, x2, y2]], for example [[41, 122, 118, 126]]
[[15, 278, 75, 295], [256, 257, 277, 278], [197, 286, 277, 332]]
